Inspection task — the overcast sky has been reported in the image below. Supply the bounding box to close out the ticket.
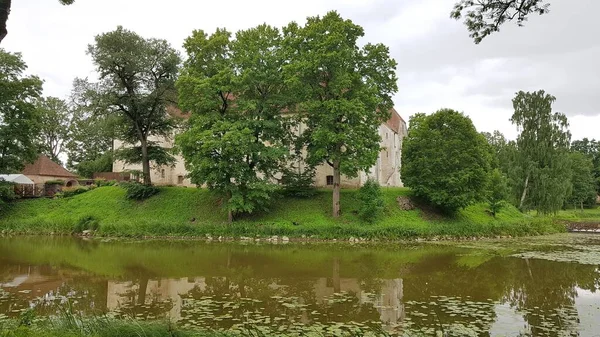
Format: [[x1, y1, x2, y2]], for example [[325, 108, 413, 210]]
[[3, 0, 599, 140]]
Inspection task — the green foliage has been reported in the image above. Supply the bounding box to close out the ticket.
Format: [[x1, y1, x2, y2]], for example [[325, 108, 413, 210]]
[[45, 180, 65, 186], [357, 178, 385, 223], [511, 90, 571, 214], [0, 180, 15, 212], [280, 168, 317, 198], [487, 169, 509, 217], [66, 81, 117, 177], [176, 25, 291, 220], [451, 0, 551, 44], [85, 26, 181, 185], [401, 109, 491, 213], [114, 142, 176, 168], [571, 138, 600, 195], [61, 186, 93, 198], [283, 11, 398, 217], [566, 152, 597, 209], [121, 182, 159, 201], [0, 49, 43, 172], [35, 96, 71, 164], [94, 179, 117, 187], [73, 215, 100, 233]]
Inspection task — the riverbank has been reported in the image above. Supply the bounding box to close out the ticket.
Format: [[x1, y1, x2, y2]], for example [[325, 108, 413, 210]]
[[0, 186, 568, 240]]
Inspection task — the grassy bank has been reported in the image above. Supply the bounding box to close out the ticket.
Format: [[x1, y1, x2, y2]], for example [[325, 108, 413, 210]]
[[0, 186, 564, 239]]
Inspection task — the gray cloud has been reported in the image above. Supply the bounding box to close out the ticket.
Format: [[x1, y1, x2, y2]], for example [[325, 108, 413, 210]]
[[3, 0, 599, 139]]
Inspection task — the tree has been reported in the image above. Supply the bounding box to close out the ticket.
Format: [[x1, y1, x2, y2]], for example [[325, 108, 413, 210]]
[[567, 152, 596, 210], [511, 90, 571, 214], [85, 26, 181, 185], [451, 0, 551, 43], [487, 168, 509, 217], [0, 49, 42, 172], [36, 96, 71, 164], [571, 138, 600, 196], [401, 109, 491, 213], [283, 11, 398, 218], [176, 25, 291, 222], [65, 78, 117, 177], [0, 0, 74, 44]]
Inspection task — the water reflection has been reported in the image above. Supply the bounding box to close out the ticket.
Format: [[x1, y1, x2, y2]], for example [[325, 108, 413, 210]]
[[0, 236, 598, 336]]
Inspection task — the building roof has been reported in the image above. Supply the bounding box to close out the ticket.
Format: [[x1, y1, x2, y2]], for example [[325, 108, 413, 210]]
[[21, 155, 77, 178], [0, 174, 34, 185], [385, 108, 405, 134]]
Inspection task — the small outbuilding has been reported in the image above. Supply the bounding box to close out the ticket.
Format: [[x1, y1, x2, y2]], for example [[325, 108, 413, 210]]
[[21, 155, 79, 187]]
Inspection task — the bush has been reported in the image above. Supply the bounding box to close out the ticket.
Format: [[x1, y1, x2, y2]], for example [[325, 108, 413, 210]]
[[280, 168, 317, 198], [121, 182, 159, 200], [357, 178, 385, 223], [94, 179, 117, 187], [0, 181, 16, 203], [73, 216, 100, 233], [61, 186, 93, 198], [44, 180, 65, 186]]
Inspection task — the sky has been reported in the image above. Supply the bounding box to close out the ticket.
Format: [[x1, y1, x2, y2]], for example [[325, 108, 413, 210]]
[[3, 0, 599, 141]]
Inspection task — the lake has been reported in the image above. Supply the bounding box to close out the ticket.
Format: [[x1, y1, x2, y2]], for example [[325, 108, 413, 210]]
[[0, 234, 598, 336]]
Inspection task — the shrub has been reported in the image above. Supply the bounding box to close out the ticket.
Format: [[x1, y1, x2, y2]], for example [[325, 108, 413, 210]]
[[72, 216, 100, 234], [280, 168, 317, 198], [357, 178, 385, 223], [121, 182, 159, 200], [61, 186, 92, 198], [94, 179, 117, 187], [0, 181, 16, 203], [44, 180, 65, 186]]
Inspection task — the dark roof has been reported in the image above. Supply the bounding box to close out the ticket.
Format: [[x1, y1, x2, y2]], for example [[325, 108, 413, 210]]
[[21, 155, 77, 178]]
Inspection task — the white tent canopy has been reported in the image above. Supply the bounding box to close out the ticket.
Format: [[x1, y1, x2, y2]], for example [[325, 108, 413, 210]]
[[0, 174, 35, 185]]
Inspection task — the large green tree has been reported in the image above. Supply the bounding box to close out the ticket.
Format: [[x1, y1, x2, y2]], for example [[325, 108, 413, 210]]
[[451, 0, 551, 43], [283, 11, 398, 217], [176, 25, 291, 222], [571, 138, 600, 195], [0, 0, 74, 44], [566, 152, 596, 210], [36, 96, 71, 164], [0, 49, 42, 172], [85, 26, 181, 185], [65, 79, 116, 177], [511, 90, 571, 214], [401, 109, 491, 213]]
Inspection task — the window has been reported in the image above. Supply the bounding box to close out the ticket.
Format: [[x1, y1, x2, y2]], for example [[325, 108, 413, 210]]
[[161, 169, 165, 179], [386, 133, 388, 139], [326, 175, 334, 186], [177, 175, 184, 185]]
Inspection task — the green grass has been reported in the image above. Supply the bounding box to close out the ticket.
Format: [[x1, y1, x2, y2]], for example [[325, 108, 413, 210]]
[[555, 206, 600, 223], [0, 186, 565, 239]]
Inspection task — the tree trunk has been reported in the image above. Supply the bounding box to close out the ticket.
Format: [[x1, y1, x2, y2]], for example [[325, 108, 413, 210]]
[[140, 138, 151, 185], [519, 173, 530, 211], [137, 276, 149, 305], [226, 191, 233, 223], [332, 257, 340, 293], [332, 161, 341, 218], [0, 0, 11, 44]]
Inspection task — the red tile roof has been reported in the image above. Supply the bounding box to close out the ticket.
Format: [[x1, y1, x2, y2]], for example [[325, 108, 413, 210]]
[[21, 155, 77, 178], [385, 108, 405, 134]]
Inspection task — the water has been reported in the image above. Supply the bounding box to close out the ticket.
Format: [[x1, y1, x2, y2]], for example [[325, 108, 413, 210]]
[[0, 234, 599, 336]]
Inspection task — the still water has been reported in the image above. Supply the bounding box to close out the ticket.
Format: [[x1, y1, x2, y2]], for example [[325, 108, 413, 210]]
[[0, 234, 599, 336]]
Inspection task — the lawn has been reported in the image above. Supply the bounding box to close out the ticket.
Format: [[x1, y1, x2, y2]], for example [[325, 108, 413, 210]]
[[0, 186, 564, 239]]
